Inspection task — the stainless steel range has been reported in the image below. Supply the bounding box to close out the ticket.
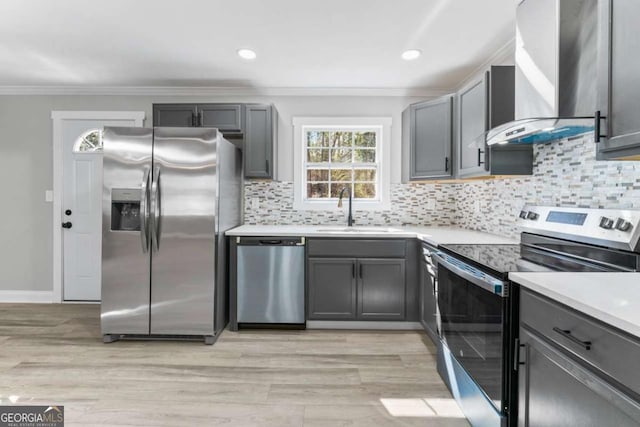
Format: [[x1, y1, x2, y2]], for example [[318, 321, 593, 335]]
[[431, 205, 640, 427]]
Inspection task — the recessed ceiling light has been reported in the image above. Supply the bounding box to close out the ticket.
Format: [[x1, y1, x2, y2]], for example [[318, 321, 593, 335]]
[[401, 49, 422, 61], [237, 48, 257, 60]]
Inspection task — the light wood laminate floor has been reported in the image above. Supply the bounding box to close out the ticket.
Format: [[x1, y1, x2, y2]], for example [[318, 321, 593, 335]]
[[0, 304, 468, 426]]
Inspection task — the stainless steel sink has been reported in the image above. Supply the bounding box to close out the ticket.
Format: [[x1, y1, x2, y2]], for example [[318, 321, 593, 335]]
[[318, 227, 402, 233]]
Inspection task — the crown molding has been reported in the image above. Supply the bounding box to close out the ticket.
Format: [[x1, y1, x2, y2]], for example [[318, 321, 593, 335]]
[[455, 37, 516, 91], [0, 85, 453, 97]]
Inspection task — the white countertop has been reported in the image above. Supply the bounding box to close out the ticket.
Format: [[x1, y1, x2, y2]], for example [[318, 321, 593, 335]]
[[510, 272, 640, 338], [226, 225, 517, 246]]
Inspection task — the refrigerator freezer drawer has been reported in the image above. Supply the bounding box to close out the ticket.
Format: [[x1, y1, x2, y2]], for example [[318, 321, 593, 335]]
[[237, 245, 305, 324]]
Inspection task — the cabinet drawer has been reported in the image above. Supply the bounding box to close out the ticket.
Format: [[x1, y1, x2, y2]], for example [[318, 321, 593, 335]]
[[520, 288, 640, 396], [307, 239, 406, 258]]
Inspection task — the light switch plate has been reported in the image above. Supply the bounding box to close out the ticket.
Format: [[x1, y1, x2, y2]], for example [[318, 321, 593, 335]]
[[425, 199, 436, 210], [45, 190, 53, 202]]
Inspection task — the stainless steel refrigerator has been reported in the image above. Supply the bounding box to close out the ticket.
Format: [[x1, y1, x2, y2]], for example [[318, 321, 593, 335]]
[[101, 126, 242, 344]]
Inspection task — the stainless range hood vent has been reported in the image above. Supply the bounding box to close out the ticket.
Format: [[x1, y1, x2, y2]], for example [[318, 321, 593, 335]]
[[492, 0, 603, 146], [486, 115, 600, 146]]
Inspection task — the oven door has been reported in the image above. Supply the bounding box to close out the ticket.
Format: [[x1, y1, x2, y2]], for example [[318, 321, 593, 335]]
[[433, 252, 507, 411]]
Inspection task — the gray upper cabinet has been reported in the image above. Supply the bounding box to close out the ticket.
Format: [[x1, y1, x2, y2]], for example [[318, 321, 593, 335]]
[[458, 76, 488, 177], [152, 104, 198, 127], [357, 259, 406, 320], [153, 103, 276, 180], [597, 0, 640, 160], [199, 104, 243, 133], [308, 258, 357, 320], [244, 104, 274, 179], [154, 103, 242, 132], [402, 96, 453, 181], [457, 66, 533, 178]]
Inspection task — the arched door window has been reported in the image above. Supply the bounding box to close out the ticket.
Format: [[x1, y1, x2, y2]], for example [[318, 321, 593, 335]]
[[72, 129, 103, 153]]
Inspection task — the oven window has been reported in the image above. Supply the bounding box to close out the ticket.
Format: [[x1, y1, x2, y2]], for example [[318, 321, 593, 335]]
[[438, 264, 505, 408]]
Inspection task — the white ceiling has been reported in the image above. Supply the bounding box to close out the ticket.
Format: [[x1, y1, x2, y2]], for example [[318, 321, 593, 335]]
[[0, 0, 516, 90]]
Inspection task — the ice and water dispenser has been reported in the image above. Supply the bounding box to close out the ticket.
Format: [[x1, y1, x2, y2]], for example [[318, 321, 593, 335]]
[[111, 188, 141, 231]]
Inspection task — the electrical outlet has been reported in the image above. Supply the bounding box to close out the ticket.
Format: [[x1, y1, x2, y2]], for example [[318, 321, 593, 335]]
[[425, 199, 436, 210], [250, 198, 259, 210], [45, 190, 53, 202]]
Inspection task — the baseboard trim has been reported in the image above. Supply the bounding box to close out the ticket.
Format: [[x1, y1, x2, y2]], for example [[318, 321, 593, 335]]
[[0, 291, 54, 303], [306, 321, 422, 330]]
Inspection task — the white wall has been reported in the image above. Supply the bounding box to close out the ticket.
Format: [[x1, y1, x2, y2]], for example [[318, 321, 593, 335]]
[[0, 93, 429, 294]]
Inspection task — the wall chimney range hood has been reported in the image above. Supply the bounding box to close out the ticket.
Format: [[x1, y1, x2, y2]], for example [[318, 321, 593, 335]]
[[486, 0, 605, 146]]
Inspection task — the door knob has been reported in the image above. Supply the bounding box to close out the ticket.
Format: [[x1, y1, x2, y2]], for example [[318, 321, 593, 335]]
[[65, 209, 72, 216], [62, 222, 72, 229]]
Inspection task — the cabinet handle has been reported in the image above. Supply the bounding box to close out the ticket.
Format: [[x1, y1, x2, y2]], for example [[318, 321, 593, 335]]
[[595, 110, 607, 143], [552, 327, 592, 350], [198, 112, 203, 127], [445, 156, 449, 172], [352, 263, 356, 279], [191, 113, 197, 127], [477, 148, 485, 166], [265, 159, 270, 174], [513, 338, 526, 371]]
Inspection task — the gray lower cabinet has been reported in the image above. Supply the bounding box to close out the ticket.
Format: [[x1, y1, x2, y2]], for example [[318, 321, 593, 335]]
[[457, 66, 533, 178], [597, 0, 640, 160], [307, 258, 357, 320], [357, 259, 405, 320], [517, 288, 640, 426], [401, 96, 453, 181], [244, 104, 274, 179], [307, 244, 408, 320]]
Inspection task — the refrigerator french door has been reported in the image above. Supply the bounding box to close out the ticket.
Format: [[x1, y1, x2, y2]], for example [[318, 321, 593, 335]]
[[101, 126, 240, 344]]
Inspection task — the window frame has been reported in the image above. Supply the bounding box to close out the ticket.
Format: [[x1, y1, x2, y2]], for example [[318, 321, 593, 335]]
[[72, 129, 103, 153], [293, 117, 391, 211]]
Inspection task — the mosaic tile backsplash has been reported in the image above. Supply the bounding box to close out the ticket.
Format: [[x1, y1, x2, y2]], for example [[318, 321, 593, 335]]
[[243, 181, 457, 226], [244, 136, 640, 238], [454, 136, 640, 238]]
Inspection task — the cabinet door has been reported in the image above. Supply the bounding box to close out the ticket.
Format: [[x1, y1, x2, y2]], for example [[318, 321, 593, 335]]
[[458, 74, 489, 177], [153, 104, 197, 127], [518, 327, 640, 427], [407, 97, 453, 180], [244, 104, 274, 179], [308, 258, 356, 320], [357, 259, 406, 320], [597, 0, 640, 160], [198, 104, 243, 132]]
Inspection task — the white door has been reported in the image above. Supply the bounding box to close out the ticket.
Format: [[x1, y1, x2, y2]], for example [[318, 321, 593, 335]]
[[62, 119, 138, 301]]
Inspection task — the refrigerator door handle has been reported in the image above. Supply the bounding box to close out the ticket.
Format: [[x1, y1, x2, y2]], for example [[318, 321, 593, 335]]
[[151, 166, 161, 251], [140, 167, 151, 253]]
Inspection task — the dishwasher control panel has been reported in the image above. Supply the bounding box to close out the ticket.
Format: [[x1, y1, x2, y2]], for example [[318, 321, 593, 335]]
[[236, 236, 305, 246]]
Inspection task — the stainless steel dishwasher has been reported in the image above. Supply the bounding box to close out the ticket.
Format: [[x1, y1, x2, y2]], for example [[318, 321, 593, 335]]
[[236, 237, 305, 326]]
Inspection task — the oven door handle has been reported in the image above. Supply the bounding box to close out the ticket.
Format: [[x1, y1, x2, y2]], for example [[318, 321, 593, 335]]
[[432, 253, 508, 297]]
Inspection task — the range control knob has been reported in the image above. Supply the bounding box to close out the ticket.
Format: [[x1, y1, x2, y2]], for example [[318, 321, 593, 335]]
[[599, 216, 615, 230], [526, 211, 539, 220], [519, 210, 528, 219], [615, 218, 633, 232]]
